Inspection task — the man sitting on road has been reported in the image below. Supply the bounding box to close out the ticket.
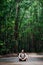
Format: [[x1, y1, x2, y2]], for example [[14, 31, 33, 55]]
[[18, 49, 28, 61]]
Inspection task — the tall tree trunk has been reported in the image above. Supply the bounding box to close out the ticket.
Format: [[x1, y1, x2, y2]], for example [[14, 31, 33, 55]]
[[15, 3, 19, 40], [14, 1, 20, 52]]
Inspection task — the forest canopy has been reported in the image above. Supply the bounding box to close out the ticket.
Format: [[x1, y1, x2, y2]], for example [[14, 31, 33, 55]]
[[0, 0, 43, 54]]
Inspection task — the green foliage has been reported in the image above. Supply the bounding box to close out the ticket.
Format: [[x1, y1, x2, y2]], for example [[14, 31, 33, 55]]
[[0, 0, 43, 54]]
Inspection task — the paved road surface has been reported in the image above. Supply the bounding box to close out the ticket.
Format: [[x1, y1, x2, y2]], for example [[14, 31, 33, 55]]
[[0, 53, 43, 65]]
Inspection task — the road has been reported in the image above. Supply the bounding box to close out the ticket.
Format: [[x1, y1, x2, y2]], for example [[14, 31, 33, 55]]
[[0, 53, 43, 65]]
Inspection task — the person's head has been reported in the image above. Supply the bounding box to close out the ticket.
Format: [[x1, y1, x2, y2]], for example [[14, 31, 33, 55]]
[[21, 49, 24, 53]]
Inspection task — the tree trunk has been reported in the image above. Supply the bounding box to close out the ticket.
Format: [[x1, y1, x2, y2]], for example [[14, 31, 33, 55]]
[[14, 1, 20, 52]]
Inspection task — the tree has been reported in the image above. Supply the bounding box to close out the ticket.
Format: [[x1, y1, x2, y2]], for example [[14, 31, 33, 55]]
[[0, 0, 43, 54]]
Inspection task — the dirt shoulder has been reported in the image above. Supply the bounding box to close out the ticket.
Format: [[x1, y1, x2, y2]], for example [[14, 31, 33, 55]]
[[0, 53, 43, 58], [0, 53, 18, 58]]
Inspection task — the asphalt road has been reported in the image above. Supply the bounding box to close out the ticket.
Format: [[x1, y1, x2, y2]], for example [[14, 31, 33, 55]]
[[0, 57, 43, 62], [0, 53, 43, 65]]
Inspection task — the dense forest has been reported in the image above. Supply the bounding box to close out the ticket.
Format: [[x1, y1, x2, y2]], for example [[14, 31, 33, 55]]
[[0, 0, 43, 54]]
